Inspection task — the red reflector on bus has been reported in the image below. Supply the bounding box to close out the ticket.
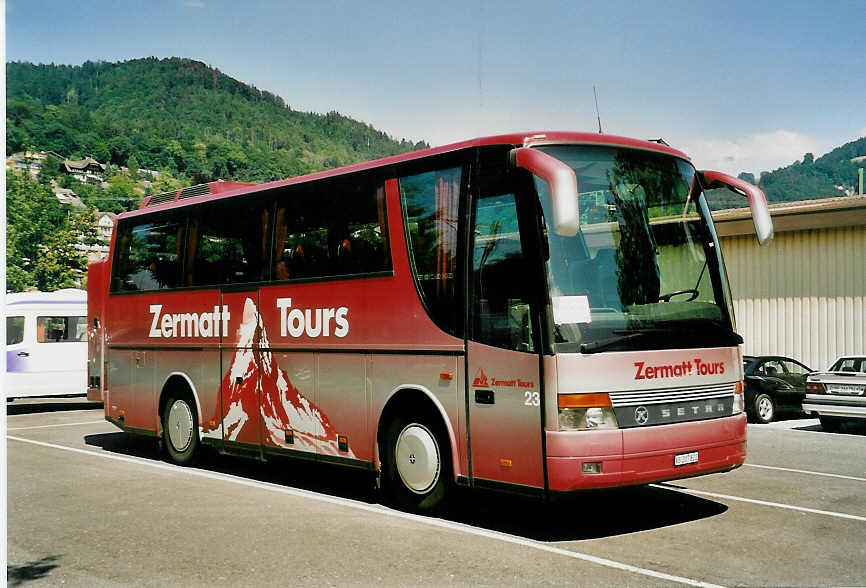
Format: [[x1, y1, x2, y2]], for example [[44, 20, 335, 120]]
[[558, 393, 612, 408], [440, 372, 453, 381], [500, 458, 512, 468]]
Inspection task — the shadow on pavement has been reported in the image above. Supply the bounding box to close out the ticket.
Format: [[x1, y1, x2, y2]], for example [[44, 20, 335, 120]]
[[7, 401, 103, 415], [84, 431, 728, 542], [793, 421, 866, 435], [7, 555, 61, 586]]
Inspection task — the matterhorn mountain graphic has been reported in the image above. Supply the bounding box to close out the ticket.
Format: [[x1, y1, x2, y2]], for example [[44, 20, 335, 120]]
[[201, 297, 352, 457]]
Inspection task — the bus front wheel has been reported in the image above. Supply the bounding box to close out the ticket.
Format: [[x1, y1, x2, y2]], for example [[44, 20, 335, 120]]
[[163, 394, 200, 466], [382, 414, 451, 514]]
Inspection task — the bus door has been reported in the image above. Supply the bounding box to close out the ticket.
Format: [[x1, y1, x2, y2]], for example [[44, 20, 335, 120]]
[[466, 188, 545, 490], [220, 289, 263, 451]]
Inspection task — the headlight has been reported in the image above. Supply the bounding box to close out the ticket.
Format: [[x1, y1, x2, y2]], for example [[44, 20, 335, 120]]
[[558, 393, 619, 431], [732, 381, 744, 415]]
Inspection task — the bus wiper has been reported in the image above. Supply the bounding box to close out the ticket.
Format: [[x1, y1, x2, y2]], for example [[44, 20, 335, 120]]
[[579, 332, 646, 354]]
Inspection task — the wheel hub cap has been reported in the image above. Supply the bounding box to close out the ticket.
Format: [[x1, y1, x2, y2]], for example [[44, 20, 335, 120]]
[[395, 424, 440, 494], [168, 400, 194, 452]]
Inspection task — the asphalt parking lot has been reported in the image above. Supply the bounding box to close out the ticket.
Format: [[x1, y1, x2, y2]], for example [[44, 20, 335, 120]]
[[5, 398, 865, 587]]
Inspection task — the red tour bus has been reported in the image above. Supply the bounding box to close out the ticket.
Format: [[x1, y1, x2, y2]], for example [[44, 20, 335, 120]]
[[88, 132, 773, 512]]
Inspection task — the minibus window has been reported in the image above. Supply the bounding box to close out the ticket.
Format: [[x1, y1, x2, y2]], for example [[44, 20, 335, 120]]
[[36, 316, 87, 343], [6, 316, 25, 345]]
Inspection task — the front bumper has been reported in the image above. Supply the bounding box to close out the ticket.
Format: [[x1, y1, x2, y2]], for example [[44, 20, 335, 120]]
[[546, 414, 747, 491]]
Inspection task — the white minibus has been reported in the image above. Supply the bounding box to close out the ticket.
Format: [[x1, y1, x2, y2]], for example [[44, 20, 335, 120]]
[[5, 289, 88, 400]]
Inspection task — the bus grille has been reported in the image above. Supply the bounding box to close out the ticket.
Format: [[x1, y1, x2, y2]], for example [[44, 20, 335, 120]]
[[609, 382, 736, 406], [609, 383, 737, 428]]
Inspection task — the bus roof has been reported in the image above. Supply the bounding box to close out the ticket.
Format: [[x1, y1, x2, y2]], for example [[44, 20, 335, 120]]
[[124, 131, 691, 220]]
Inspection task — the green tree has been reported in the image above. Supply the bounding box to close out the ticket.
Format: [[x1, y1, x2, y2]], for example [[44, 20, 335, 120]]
[[127, 154, 141, 180]]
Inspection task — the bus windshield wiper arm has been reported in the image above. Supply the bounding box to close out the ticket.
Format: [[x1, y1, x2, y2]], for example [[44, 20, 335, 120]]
[[579, 332, 646, 354]]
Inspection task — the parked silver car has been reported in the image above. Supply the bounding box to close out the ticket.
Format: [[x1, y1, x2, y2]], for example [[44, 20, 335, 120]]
[[803, 356, 866, 432]]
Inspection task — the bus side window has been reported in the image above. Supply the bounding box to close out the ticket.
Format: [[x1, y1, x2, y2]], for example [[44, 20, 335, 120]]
[[111, 217, 184, 292], [273, 179, 391, 282], [399, 167, 462, 336], [187, 199, 269, 286]]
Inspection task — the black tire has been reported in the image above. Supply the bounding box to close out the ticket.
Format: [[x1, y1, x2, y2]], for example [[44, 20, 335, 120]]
[[819, 415, 843, 433], [382, 412, 452, 514], [162, 394, 200, 465], [753, 393, 775, 424]]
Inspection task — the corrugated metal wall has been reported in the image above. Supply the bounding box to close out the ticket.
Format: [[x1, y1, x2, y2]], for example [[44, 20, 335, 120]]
[[721, 226, 865, 371]]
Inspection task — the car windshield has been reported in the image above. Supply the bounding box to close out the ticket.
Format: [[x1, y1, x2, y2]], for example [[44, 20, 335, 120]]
[[534, 145, 739, 354]]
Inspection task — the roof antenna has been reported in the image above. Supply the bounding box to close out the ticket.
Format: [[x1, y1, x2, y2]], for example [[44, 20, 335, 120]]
[[593, 85, 603, 134]]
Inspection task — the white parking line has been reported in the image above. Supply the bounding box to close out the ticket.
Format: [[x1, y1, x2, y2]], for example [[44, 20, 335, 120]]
[[744, 463, 866, 483], [7, 435, 722, 588], [654, 484, 866, 523], [8, 420, 108, 431]]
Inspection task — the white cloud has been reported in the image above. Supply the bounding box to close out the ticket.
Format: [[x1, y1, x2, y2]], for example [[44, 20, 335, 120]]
[[684, 130, 830, 177]]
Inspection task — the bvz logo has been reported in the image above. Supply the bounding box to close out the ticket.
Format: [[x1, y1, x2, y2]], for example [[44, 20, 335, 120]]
[[634, 406, 649, 426]]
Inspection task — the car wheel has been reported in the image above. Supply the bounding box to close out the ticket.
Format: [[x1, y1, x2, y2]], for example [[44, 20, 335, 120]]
[[382, 414, 451, 514], [163, 394, 200, 465], [819, 415, 843, 433], [753, 393, 775, 424]]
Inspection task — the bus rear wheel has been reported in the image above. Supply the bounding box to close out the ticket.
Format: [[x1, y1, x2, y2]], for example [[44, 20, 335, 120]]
[[163, 395, 200, 466], [383, 415, 451, 514]]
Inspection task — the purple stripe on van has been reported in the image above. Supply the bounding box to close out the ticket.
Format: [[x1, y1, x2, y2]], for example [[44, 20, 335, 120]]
[[6, 349, 30, 372]]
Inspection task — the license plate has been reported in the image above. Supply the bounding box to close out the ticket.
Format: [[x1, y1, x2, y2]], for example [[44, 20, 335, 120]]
[[674, 451, 699, 466], [828, 384, 864, 395]]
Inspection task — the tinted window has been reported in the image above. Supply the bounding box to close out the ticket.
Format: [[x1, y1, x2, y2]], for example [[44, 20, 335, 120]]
[[471, 192, 535, 352], [37, 316, 87, 343], [273, 179, 391, 281], [6, 316, 25, 345], [187, 199, 270, 286], [112, 218, 184, 292], [399, 167, 462, 335]]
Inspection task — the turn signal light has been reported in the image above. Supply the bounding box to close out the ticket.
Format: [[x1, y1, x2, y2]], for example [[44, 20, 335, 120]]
[[558, 393, 618, 431], [732, 381, 745, 414], [558, 393, 612, 409]]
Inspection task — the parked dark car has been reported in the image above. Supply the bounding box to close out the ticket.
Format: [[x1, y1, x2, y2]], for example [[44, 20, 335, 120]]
[[743, 355, 813, 423]]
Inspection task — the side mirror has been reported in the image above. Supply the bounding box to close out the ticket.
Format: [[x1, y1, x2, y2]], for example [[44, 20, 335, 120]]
[[700, 170, 773, 245], [510, 147, 580, 236]]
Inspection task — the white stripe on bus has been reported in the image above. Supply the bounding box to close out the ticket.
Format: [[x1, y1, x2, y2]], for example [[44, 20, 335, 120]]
[[7, 435, 722, 588]]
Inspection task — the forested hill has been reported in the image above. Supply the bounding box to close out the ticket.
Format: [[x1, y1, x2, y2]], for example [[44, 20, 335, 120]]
[[708, 136, 866, 209], [6, 57, 428, 184]]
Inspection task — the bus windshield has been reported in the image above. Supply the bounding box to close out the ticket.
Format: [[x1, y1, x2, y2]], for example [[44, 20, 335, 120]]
[[533, 144, 740, 354]]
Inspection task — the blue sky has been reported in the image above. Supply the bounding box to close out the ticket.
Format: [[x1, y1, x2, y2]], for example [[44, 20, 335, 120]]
[[5, 0, 865, 176]]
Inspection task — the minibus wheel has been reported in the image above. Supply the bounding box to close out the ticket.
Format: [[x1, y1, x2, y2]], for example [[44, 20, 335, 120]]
[[383, 414, 451, 514], [163, 394, 199, 465]]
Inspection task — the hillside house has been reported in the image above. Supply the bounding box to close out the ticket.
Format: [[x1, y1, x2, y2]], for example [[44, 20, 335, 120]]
[[62, 157, 106, 184]]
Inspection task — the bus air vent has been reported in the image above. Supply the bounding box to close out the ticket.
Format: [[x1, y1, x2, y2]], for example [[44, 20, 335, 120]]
[[147, 190, 178, 206], [178, 183, 212, 200]]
